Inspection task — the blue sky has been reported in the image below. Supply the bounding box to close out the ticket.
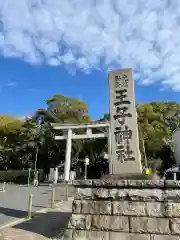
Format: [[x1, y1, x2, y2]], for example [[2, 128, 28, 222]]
[[0, 0, 180, 120], [1, 57, 180, 120]]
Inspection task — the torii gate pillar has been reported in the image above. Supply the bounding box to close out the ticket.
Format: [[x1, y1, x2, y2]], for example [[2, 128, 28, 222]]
[[64, 128, 72, 182]]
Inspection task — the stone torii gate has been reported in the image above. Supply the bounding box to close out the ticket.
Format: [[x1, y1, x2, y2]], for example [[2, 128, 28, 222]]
[[52, 122, 112, 181]]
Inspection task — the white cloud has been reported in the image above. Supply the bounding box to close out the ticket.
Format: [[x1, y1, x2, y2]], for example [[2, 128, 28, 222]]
[[5, 81, 17, 87], [0, 81, 17, 92], [1, 0, 180, 90]]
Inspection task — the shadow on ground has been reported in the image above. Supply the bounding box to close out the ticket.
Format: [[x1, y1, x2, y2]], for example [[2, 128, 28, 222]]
[[13, 211, 71, 238], [0, 207, 35, 219]]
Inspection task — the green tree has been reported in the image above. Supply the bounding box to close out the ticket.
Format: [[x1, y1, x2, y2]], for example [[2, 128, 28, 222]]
[[0, 99, 178, 175], [35, 94, 91, 124], [0, 115, 26, 169], [31, 94, 92, 170], [137, 102, 177, 171], [95, 102, 177, 172]]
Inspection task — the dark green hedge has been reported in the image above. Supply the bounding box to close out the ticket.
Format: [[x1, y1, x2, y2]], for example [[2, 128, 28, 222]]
[[0, 169, 44, 183]]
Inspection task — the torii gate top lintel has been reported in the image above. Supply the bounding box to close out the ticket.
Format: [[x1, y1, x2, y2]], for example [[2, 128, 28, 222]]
[[51, 121, 110, 130], [53, 121, 111, 140]]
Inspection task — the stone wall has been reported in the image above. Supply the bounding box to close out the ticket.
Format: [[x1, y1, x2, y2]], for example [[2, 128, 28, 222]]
[[65, 179, 180, 240]]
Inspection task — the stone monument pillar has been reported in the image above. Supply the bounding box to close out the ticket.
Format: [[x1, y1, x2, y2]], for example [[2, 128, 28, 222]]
[[108, 68, 142, 175]]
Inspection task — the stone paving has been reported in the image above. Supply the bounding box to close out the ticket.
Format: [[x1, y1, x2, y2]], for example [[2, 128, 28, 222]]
[[0, 200, 72, 240]]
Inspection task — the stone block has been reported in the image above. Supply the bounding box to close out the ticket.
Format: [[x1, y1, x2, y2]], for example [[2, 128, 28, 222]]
[[165, 180, 180, 188], [72, 200, 81, 214], [166, 190, 180, 202], [170, 218, 180, 235], [166, 203, 180, 217], [93, 179, 127, 187], [68, 214, 92, 230], [73, 230, 109, 240], [91, 215, 111, 230], [81, 200, 111, 215], [92, 187, 165, 201], [152, 235, 180, 240], [91, 215, 129, 231], [146, 202, 165, 217], [54, 229, 73, 240], [92, 188, 110, 199], [92, 188, 128, 200], [110, 215, 129, 231], [73, 180, 93, 186], [115, 189, 128, 199], [109, 232, 150, 240], [126, 180, 164, 188], [116, 180, 128, 186], [127, 189, 164, 201], [75, 188, 92, 200], [126, 180, 145, 188], [130, 217, 170, 234], [112, 201, 146, 216]]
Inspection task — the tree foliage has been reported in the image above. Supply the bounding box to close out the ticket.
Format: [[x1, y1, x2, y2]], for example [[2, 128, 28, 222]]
[[0, 99, 179, 175], [35, 94, 91, 124]]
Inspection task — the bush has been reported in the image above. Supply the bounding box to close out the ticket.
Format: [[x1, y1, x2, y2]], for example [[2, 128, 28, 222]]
[[0, 170, 22, 182]]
